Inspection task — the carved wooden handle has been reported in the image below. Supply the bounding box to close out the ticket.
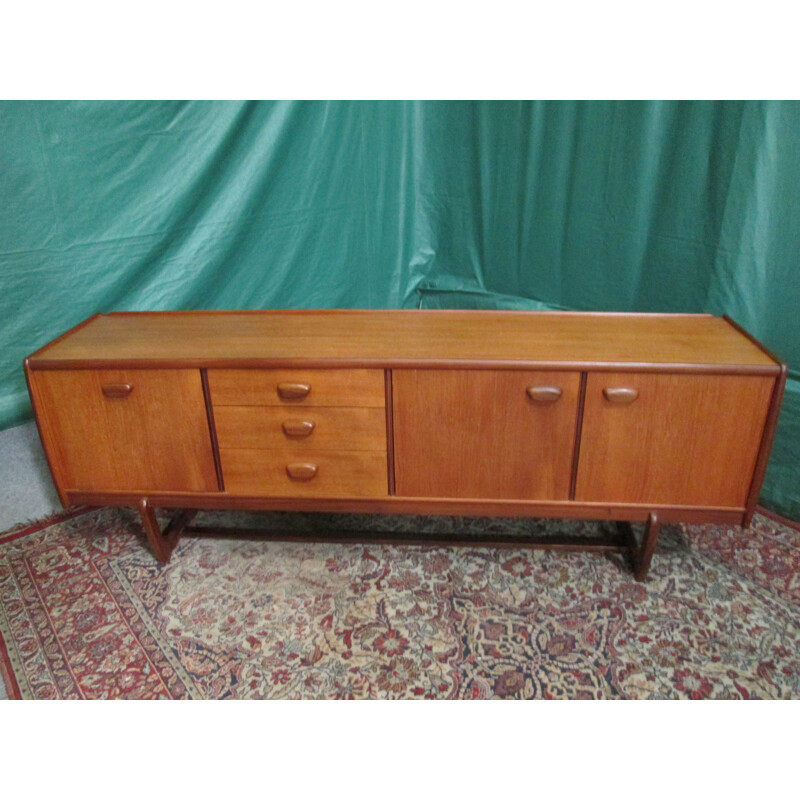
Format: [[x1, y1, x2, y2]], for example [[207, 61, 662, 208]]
[[282, 419, 316, 438], [286, 462, 318, 481], [603, 387, 639, 404], [102, 383, 133, 399], [277, 382, 311, 400], [526, 386, 562, 403]]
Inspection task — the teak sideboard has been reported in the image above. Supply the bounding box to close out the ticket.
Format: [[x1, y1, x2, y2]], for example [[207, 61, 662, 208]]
[[25, 310, 786, 580]]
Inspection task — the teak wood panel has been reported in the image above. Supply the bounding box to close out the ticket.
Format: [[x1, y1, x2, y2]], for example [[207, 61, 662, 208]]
[[219, 449, 388, 497], [574, 372, 775, 507], [32, 311, 779, 370], [213, 405, 387, 452], [28, 369, 218, 493], [393, 369, 581, 500], [208, 368, 385, 407]]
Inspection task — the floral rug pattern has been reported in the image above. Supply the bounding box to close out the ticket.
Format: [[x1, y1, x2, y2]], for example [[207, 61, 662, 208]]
[[1, 507, 798, 699]]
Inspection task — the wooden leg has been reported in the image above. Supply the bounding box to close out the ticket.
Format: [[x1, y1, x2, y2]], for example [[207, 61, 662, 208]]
[[138, 498, 195, 563], [634, 512, 661, 582]]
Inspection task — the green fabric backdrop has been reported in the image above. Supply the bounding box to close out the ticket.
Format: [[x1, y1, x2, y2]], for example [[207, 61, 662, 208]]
[[2, 100, 797, 518]]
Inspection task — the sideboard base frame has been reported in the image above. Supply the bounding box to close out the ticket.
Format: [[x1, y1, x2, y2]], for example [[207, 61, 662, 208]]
[[138, 499, 196, 563], [70, 490, 747, 525], [116, 493, 735, 581]]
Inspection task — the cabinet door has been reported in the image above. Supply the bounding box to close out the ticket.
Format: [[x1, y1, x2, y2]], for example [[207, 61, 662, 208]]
[[574, 372, 774, 507], [393, 370, 580, 500], [30, 369, 218, 494]]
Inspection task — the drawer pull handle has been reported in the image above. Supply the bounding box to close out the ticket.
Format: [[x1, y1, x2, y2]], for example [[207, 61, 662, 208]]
[[282, 419, 316, 438], [286, 462, 318, 481], [526, 386, 562, 403], [603, 387, 639, 404], [277, 382, 311, 400], [102, 383, 133, 399]]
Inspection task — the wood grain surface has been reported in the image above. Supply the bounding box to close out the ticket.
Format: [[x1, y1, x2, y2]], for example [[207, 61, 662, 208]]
[[219, 448, 388, 497], [29, 310, 779, 370], [208, 368, 385, 407], [28, 369, 218, 494], [575, 372, 775, 507], [393, 369, 581, 500], [213, 405, 387, 452]]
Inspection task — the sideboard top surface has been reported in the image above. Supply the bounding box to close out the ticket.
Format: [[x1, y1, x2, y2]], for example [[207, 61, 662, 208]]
[[28, 310, 780, 371]]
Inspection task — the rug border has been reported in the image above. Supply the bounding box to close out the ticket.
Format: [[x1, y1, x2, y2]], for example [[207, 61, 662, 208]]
[[756, 504, 800, 533], [0, 506, 92, 700], [0, 629, 22, 700], [0, 506, 93, 544]]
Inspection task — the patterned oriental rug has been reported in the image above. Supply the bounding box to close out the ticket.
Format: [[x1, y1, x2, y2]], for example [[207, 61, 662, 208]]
[[1, 506, 798, 699]]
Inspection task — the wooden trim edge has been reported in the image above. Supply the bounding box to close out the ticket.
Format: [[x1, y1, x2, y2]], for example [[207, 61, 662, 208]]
[[25, 357, 782, 375], [744, 364, 788, 526], [63, 490, 746, 525], [102, 309, 717, 319], [23, 361, 69, 508]]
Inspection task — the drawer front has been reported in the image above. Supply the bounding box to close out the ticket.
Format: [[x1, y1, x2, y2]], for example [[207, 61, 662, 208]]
[[214, 405, 386, 451], [208, 369, 385, 407], [220, 449, 388, 497], [575, 372, 775, 507]]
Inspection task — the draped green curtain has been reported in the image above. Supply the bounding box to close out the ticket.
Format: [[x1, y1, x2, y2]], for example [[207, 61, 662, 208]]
[[2, 100, 798, 518]]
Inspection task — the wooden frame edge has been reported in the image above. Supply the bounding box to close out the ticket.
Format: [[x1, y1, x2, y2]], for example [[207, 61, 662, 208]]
[[744, 364, 788, 526], [63, 490, 746, 525], [23, 359, 69, 508], [25, 356, 781, 376], [102, 309, 717, 319]]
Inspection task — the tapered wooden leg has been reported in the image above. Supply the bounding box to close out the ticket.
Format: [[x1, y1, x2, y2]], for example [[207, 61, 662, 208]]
[[138, 498, 195, 563], [634, 512, 661, 582]]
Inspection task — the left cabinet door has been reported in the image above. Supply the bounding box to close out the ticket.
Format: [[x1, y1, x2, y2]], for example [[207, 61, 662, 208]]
[[29, 369, 219, 494]]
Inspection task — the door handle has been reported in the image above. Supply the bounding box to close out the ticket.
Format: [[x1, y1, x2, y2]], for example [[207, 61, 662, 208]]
[[282, 420, 316, 438], [101, 383, 133, 399], [602, 387, 639, 404], [526, 386, 562, 403], [277, 382, 311, 400], [286, 462, 318, 481]]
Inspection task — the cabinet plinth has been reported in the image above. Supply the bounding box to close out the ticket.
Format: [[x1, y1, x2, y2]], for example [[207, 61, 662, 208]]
[[25, 310, 785, 581]]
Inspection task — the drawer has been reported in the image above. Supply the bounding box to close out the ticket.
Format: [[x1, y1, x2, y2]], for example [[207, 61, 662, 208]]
[[220, 449, 388, 497], [208, 369, 385, 407], [214, 406, 387, 451]]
